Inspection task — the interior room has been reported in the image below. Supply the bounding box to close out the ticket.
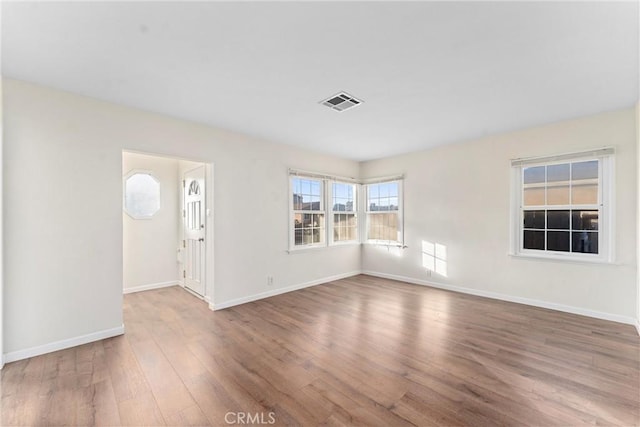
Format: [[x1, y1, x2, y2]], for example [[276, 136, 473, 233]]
[[1, 2, 639, 426]]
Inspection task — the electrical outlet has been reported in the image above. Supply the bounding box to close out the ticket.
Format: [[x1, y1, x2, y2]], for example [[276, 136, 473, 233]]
[[267, 276, 274, 286]]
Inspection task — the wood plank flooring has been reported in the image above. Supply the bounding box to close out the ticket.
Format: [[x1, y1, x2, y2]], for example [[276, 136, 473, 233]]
[[2, 274, 639, 426]]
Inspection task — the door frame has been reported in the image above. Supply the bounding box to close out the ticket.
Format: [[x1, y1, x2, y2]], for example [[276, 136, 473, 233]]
[[181, 164, 208, 298], [121, 149, 215, 308], [0, 66, 4, 368]]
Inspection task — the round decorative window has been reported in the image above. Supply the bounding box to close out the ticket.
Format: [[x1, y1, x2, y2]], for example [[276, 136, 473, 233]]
[[124, 172, 160, 219]]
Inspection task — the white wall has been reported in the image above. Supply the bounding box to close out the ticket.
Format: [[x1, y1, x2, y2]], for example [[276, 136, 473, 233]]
[[4, 77, 636, 361], [361, 108, 638, 322], [636, 101, 640, 333], [3, 79, 361, 358], [0, 40, 4, 366], [122, 152, 180, 293]]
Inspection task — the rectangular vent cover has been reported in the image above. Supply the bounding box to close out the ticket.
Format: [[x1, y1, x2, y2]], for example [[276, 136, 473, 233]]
[[320, 92, 363, 112]]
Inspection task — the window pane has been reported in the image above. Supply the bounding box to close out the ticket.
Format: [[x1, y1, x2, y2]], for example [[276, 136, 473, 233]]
[[572, 210, 598, 231], [572, 231, 598, 254], [389, 197, 399, 211], [523, 230, 544, 250], [303, 213, 312, 227], [547, 185, 569, 205], [346, 226, 357, 240], [523, 187, 545, 206], [303, 180, 312, 196], [293, 194, 302, 209], [368, 213, 398, 241], [547, 163, 570, 182], [523, 210, 545, 229], [369, 185, 379, 199], [385, 225, 396, 241], [124, 173, 160, 218], [572, 184, 598, 204], [334, 214, 356, 241], [547, 231, 570, 252], [311, 181, 321, 197], [547, 210, 569, 230], [295, 229, 303, 245], [379, 183, 389, 197], [378, 198, 390, 211], [572, 161, 598, 180], [333, 183, 355, 213], [524, 166, 545, 184], [388, 183, 398, 197], [294, 213, 303, 228]]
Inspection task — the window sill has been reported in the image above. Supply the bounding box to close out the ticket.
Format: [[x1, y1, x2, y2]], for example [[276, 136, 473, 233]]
[[287, 242, 361, 254], [364, 241, 407, 249], [509, 252, 617, 266]]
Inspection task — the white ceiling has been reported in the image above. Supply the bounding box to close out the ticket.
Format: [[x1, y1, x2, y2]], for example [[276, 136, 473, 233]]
[[2, 1, 638, 161]]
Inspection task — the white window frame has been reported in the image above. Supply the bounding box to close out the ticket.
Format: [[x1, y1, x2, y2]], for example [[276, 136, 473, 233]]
[[510, 149, 614, 263], [289, 176, 326, 250], [364, 179, 404, 247], [288, 171, 405, 251], [328, 181, 359, 246]]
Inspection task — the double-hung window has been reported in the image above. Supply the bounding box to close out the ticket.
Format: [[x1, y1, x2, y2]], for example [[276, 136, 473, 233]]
[[511, 149, 613, 262], [289, 172, 403, 250], [291, 177, 325, 248], [330, 182, 358, 244], [365, 180, 403, 246]]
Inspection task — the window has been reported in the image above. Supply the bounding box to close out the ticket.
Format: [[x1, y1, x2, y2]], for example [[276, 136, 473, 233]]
[[289, 172, 403, 250], [330, 182, 358, 244], [365, 180, 403, 245], [123, 171, 160, 219], [512, 149, 613, 262], [291, 177, 325, 247]]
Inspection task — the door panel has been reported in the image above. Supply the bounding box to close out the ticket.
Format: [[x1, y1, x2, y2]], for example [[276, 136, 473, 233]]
[[183, 166, 206, 295]]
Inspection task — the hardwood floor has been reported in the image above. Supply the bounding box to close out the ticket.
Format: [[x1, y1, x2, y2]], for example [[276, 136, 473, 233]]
[[2, 274, 639, 426]]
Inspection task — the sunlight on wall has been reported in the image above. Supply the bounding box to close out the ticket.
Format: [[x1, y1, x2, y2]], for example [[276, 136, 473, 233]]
[[422, 240, 447, 277]]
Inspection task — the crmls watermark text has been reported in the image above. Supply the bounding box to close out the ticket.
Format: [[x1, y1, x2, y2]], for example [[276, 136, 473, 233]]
[[224, 412, 276, 425]]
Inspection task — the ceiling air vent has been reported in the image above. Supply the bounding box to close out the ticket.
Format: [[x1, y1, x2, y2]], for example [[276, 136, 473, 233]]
[[320, 92, 363, 112]]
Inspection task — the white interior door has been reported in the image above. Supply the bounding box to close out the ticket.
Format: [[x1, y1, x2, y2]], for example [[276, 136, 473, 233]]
[[183, 166, 206, 296]]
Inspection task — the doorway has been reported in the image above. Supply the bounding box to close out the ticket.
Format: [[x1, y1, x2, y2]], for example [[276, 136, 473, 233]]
[[122, 151, 213, 302], [182, 164, 206, 296]]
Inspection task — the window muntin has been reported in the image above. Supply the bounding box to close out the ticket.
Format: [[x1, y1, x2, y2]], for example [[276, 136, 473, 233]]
[[365, 181, 402, 245], [123, 172, 160, 219], [516, 156, 609, 261], [331, 182, 358, 243], [292, 177, 325, 247]]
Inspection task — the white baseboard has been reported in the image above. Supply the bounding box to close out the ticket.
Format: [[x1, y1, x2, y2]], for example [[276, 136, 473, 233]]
[[363, 270, 637, 326], [3, 325, 125, 364], [204, 295, 213, 308], [211, 271, 361, 311], [123, 280, 179, 294]]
